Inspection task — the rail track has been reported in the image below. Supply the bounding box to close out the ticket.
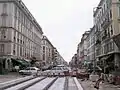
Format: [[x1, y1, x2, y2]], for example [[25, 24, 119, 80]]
[[1, 76, 83, 90]]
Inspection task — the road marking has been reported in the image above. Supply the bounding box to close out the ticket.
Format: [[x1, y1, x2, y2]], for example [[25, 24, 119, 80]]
[[74, 77, 83, 90]]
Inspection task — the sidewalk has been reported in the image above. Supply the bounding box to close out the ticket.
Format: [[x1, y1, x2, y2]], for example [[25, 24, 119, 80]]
[[78, 79, 120, 90], [0, 72, 23, 83]]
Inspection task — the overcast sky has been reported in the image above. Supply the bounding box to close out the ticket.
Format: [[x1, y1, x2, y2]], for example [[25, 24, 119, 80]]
[[22, 0, 100, 62]]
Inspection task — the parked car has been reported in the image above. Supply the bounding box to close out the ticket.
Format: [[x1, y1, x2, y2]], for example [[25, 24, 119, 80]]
[[19, 67, 40, 75], [43, 65, 69, 76]]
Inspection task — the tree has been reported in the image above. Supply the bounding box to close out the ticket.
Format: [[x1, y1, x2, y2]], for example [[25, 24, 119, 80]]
[[30, 57, 37, 66]]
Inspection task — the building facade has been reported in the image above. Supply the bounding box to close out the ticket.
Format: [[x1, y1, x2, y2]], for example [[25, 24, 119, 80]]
[[94, 0, 120, 71], [69, 54, 78, 68], [77, 31, 90, 68], [0, 0, 43, 73], [41, 36, 54, 67], [86, 26, 96, 67], [56, 54, 67, 65], [52, 47, 66, 66]]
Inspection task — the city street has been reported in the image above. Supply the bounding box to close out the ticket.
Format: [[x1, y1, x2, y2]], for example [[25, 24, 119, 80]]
[[0, 75, 83, 90], [0, 0, 120, 90], [1, 73, 120, 90]]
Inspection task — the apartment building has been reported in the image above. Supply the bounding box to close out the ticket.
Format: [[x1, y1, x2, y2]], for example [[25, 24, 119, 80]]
[[41, 36, 54, 67], [69, 54, 78, 68], [56, 54, 67, 65], [94, 0, 120, 71], [52, 48, 59, 65], [77, 31, 90, 68], [86, 26, 96, 66], [0, 0, 43, 73], [52, 47, 66, 66]]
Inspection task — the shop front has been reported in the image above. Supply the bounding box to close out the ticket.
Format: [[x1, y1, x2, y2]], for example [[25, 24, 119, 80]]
[[0, 58, 12, 74], [98, 54, 115, 73]]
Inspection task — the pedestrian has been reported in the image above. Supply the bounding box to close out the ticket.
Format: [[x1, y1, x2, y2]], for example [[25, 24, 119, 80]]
[[104, 65, 109, 82], [94, 72, 104, 89]]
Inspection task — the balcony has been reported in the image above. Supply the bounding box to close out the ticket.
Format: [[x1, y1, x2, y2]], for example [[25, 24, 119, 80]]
[[0, 39, 12, 43]]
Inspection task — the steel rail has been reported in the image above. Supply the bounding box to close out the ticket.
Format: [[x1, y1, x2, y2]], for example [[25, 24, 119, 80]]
[[64, 77, 68, 90], [18, 77, 46, 90], [0, 76, 35, 90], [43, 77, 58, 90]]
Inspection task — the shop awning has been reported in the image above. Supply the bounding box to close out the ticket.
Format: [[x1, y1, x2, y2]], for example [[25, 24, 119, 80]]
[[11, 58, 30, 66], [100, 55, 111, 61]]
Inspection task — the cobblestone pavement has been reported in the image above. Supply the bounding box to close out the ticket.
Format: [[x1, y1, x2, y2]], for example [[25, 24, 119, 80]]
[[0, 72, 23, 83], [78, 79, 120, 90]]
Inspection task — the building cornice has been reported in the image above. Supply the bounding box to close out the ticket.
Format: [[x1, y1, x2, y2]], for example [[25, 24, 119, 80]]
[[93, 0, 105, 17], [0, 0, 43, 34], [42, 36, 54, 48]]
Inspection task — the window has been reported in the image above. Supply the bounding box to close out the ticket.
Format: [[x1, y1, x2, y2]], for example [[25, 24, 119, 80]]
[[20, 47, 22, 56], [0, 44, 4, 53], [119, 7, 120, 17], [43, 46, 45, 50], [111, 25, 113, 35], [107, 27, 110, 37], [1, 3, 7, 27], [14, 37, 16, 42], [3, 3, 7, 13], [17, 38, 19, 42], [2, 15, 6, 26], [43, 40, 45, 45], [43, 54, 45, 60], [13, 50, 15, 55], [110, 9, 112, 18], [1, 29, 6, 40], [13, 44, 16, 49], [111, 42, 114, 50], [104, 4, 106, 13], [14, 6, 17, 17]]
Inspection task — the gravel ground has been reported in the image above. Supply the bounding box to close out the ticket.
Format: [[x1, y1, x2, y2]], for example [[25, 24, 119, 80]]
[[0, 72, 23, 83], [78, 79, 120, 90]]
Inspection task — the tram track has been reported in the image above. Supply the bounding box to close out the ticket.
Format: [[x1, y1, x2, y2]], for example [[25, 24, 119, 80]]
[[1, 76, 83, 90], [5, 77, 45, 90]]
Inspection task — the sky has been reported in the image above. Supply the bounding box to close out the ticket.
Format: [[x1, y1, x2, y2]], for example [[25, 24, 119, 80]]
[[22, 0, 100, 62]]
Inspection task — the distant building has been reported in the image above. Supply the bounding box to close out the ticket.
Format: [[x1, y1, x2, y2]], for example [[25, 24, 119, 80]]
[[52, 47, 66, 66], [77, 31, 90, 68], [69, 54, 77, 67], [41, 36, 54, 67]]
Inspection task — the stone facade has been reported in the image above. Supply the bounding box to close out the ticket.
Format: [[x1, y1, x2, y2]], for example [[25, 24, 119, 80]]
[[94, 0, 120, 70], [77, 31, 90, 68], [41, 36, 54, 67], [52, 47, 66, 65], [86, 26, 96, 66], [0, 0, 43, 71]]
